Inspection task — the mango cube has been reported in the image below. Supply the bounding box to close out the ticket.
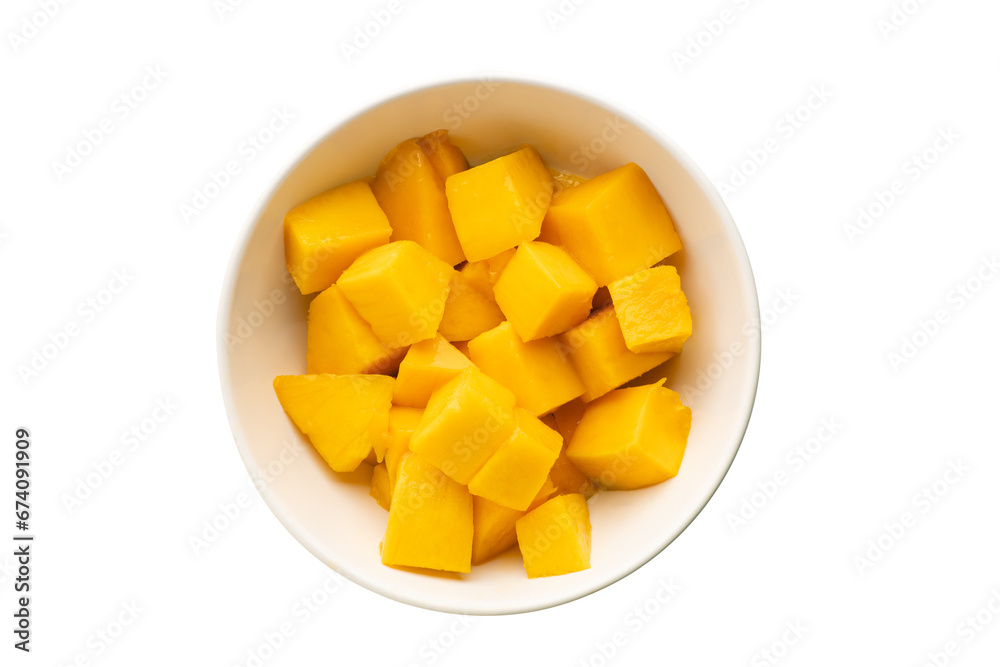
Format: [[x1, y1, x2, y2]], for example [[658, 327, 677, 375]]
[[445, 145, 553, 261], [567, 380, 691, 489], [273, 374, 393, 472], [608, 265, 692, 353], [493, 241, 597, 341], [338, 240, 453, 348], [417, 129, 469, 180], [560, 308, 672, 402], [468, 408, 562, 511], [284, 180, 392, 294], [468, 322, 585, 416], [393, 334, 474, 408], [472, 478, 555, 565], [516, 494, 591, 578], [438, 263, 505, 342], [381, 453, 473, 573], [371, 138, 465, 265], [369, 463, 392, 510], [408, 367, 517, 484], [307, 284, 405, 376], [386, 406, 423, 491], [542, 163, 682, 285]]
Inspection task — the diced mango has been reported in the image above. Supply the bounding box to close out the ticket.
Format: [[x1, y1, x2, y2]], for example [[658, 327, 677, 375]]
[[567, 380, 691, 489], [542, 163, 682, 285], [393, 335, 474, 408], [408, 367, 517, 484], [370, 463, 392, 510], [493, 241, 597, 341], [486, 248, 516, 284], [381, 453, 473, 573], [516, 494, 591, 578], [438, 263, 505, 342], [472, 478, 555, 565], [417, 129, 469, 181], [445, 146, 553, 261], [468, 321, 584, 416], [338, 240, 453, 348], [306, 284, 406, 376], [608, 265, 692, 354], [371, 139, 465, 265], [468, 408, 562, 511], [560, 308, 672, 402], [386, 406, 423, 491], [273, 374, 393, 471], [284, 180, 392, 294]]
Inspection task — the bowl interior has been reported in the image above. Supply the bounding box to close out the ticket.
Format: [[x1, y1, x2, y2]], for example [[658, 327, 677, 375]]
[[218, 80, 760, 614]]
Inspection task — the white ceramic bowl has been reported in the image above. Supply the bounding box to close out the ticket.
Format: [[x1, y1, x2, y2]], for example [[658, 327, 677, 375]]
[[217, 78, 760, 615]]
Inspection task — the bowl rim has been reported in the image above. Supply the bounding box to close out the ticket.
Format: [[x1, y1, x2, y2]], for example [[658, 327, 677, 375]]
[[216, 74, 761, 616]]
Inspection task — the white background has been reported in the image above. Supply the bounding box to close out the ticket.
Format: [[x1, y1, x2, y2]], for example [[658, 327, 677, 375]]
[[3, 0, 1000, 665]]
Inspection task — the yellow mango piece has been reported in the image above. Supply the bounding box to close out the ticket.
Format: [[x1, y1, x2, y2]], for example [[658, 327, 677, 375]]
[[438, 263, 505, 342], [468, 321, 584, 416], [273, 374, 393, 471], [338, 240, 453, 348], [472, 477, 555, 565], [608, 265, 692, 354], [468, 408, 562, 511], [417, 129, 469, 180], [542, 163, 682, 285], [486, 248, 516, 284], [371, 139, 465, 265], [516, 494, 591, 578], [560, 308, 672, 402], [306, 284, 406, 376], [284, 180, 392, 294], [409, 367, 516, 484], [567, 380, 691, 489], [392, 334, 474, 408], [386, 406, 423, 490], [445, 145, 553, 261], [382, 453, 473, 573], [493, 241, 598, 341], [370, 463, 392, 510]]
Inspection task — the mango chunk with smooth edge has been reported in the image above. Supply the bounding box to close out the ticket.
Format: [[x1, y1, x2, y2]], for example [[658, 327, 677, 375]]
[[468, 321, 585, 416], [541, 163, 681, 286], [608, 265, 692, 354], [408, 367, 517, 485], [306, 284, 406, 376], [338, 240, 453, 349], [516, 494, 591, 578], [472, 478, 555, 565], [417, 129, 469, 181], [560, 308, 672, 402], [493, 241, 598, 341], [386, 406, 423, 491], [438, 262, 505, 342], [567, 380, 691, 489], [283, 180, 392, 294], [381, 453, 473, 573], [468, 408, 562, 511], [445, 145, 553, 261], [273, 374, 393, 471], [371, 138, 465, 265], [392, 335, 475, 408], [369, 463, 392, 510]]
